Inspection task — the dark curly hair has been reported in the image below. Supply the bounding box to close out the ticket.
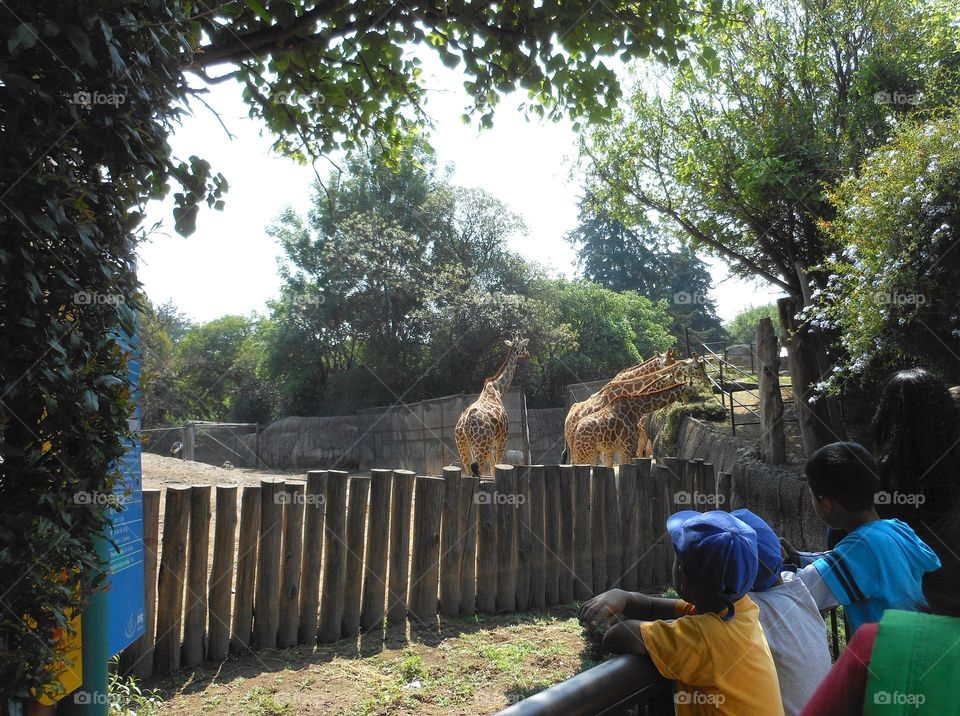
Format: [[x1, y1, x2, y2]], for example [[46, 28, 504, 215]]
[[870, 368, 960, 529]]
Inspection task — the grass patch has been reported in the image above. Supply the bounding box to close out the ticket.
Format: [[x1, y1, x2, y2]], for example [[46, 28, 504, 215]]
[[655, 391, 727, 457], [241, 687, 295, 716]]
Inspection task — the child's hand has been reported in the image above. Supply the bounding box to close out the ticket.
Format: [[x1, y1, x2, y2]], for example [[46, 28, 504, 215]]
[[579, 589, 635, 629], [780, 537, 800, 565]]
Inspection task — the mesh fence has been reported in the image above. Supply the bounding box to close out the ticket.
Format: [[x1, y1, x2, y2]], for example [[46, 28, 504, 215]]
[[358, 387, 530, 475]]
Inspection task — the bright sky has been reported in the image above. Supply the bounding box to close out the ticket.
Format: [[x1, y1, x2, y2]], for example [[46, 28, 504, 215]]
[[138, 53, 785, 325]]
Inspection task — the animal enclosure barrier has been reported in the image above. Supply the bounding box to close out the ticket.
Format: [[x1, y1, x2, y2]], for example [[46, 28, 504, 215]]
[[357, 387, 531, 475], [119, 458, 743, 678], [141, 421, 261, 467]]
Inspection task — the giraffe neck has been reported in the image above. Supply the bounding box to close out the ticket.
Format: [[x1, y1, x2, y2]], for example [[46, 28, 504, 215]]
[[617, 382, 688, 412], [490, 346, 519, 396]]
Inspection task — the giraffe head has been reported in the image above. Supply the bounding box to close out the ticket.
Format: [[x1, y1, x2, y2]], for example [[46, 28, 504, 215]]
[[505, 335, 530, 361], [660, 347, 678, 367]]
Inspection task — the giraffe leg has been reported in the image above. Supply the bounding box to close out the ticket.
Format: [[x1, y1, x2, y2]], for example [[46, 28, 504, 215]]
[[455, 425, 473, 471]]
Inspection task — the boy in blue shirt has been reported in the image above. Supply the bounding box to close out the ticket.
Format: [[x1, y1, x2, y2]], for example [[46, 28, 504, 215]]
[[794, 441, 941, 633]]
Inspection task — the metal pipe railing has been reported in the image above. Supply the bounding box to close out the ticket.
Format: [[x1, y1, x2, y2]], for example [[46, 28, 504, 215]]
[[494, 654, 671, 716]]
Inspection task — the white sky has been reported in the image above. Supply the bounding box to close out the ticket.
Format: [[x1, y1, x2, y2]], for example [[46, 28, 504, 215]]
[[138, 53, 785, 324]]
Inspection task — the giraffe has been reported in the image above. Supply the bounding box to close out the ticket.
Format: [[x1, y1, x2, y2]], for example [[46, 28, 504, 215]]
[[561, 348, 677, 462], [455, 335, 530, 477], [570, 381, 699, 466], [631, 353, 712, 457]]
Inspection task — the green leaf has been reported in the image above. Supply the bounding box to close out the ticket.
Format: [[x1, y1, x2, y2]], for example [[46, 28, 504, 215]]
[[8, 23, 38, 54], [80, 389, 99, 415], [244, 0, 271, 23]]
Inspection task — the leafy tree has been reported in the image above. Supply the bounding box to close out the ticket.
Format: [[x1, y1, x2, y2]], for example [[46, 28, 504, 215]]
[[567, 193, 726, 346], [139, 300, 192, 427], [725, 304, 782, 345], [0, 0, 724, 698], [583, 0, 960, 454], [816, 110, 960, 391]]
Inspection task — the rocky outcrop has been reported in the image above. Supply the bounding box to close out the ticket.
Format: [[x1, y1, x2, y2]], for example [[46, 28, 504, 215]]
[[648, 414, 823, 552]]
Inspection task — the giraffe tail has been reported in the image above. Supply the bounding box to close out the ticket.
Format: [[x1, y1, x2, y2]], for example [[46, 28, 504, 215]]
[[470, 461, 481, 478]]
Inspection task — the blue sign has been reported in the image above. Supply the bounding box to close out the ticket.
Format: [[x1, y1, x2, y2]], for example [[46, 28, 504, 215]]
[[106, 321, 146, 656]]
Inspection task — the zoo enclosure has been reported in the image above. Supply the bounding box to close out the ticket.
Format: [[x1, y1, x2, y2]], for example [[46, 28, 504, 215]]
[[119, 457, 741, 679]]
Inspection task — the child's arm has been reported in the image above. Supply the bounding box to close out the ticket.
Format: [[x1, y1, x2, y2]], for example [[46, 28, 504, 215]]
[[602, 619, 649, 655], [579, 589, 680, 628], [795, 563, 840, 611]]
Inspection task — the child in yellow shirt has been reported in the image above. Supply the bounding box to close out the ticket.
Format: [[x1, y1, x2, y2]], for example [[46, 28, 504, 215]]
[[580, 510, 784, 716]]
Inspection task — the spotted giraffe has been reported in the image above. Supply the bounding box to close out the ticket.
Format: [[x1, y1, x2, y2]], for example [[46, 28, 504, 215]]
[[455, 335, 530, 477], [562, 348, 677, 462], [571, 381, 699, 466]]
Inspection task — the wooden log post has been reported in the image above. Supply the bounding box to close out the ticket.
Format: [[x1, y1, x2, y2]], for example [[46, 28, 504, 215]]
[[649, 465, 668, 585], [495, 465, 519, 612], [617, 463, 640, 592], [654, 465, 676, 581], [589, 467, 607, 594], [120, 488, 160, 678], [154, 486, 190, 674], [408, 475, 445, 624], [758, 316, 787, 464], [230, 485, 260, 652], [386, 469, 415, 627], [182, 485, 211, 668], [298, 471, 326, 644], [558, 465, 576, 603], [252, 480, 284, 649], [543, 465, 562, 606], [598, 466, 621, 590], [527, 465, 546, 609], [458, 476, 480, 616], [439, 466, 463, 616], [361, 469, 392, 631], [572, 465, 593, 600], [206, 485, 237, 661], [700, 462, 718, 511], [342, 476, 370, 637], [717, 471, 733, 509], [476, 480, 498, 614], [318, 470, 349, 642], [633, 459, 655, 588], [278, 481, 306, 648], [515, 466, 532, 611]]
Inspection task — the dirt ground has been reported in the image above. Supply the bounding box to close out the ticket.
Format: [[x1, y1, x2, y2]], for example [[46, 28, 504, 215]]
[[146, 608, 597, 716], [142, 452, 303, 491]]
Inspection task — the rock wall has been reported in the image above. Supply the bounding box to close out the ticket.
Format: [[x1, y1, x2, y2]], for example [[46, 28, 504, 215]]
[[648, 414, 824, 552], [249, 415, 361, 470]]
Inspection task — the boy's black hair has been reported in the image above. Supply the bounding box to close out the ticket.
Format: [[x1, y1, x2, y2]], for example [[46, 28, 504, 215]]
[[805, 441, 880, 511]]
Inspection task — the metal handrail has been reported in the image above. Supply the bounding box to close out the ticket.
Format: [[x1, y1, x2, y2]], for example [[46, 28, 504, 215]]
[[494, 654, 671, 716]]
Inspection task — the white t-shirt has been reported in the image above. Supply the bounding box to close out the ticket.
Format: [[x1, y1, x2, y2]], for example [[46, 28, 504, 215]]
[[749, 572, 833, 716]]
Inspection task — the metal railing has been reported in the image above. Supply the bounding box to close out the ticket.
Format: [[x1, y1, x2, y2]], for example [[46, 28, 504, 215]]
[[498, 607, 848, 716]]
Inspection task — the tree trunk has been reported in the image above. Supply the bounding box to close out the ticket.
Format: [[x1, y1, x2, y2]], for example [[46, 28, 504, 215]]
[[757, 317, 786, 464], [777, 296, 846, 457]]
